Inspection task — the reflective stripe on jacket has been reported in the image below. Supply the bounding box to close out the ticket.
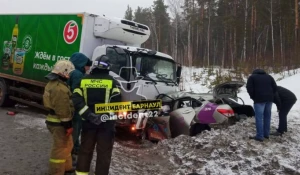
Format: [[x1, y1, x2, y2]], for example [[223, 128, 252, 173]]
[[75, 171, 89, 175]]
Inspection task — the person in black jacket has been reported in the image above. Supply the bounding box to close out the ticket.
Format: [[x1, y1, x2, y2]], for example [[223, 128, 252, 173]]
[[246, 69, 277, 142], [272, 86, 297, 136], [72, 55, 121, 175]]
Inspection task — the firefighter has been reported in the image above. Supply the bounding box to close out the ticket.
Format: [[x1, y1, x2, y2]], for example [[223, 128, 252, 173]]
[[43, 60, 76, 175], [72, 55, 121, 175]]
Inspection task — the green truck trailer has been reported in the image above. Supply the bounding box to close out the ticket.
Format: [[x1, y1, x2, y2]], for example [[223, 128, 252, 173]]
[[0, 12, 181, 111]]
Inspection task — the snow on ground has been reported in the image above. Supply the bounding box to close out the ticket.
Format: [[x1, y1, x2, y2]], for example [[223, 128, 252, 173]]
[[155, 111, 300, 174], [13, 112, 47, 132], [180, 66, 214, 93], [155, 67, 300, 174]]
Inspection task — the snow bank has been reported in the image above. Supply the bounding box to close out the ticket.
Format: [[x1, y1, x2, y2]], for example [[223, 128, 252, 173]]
[[155, 111, 300, 174], [107, 69, 300, 174], [152, 68, 300, 175]]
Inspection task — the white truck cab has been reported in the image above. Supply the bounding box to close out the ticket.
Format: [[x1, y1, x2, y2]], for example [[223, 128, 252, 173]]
[[73, 13, 182, 136], [89, 15, 182, 102]]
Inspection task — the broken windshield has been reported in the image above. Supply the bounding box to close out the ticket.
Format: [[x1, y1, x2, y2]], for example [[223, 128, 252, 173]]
[[132, 54, 176, 83]]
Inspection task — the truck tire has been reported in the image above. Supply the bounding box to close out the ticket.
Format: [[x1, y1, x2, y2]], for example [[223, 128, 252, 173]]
[[0, 80, 14, 107]]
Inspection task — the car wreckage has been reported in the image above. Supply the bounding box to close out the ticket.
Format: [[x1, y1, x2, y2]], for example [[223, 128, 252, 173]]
[[140, 81, 255, 142]]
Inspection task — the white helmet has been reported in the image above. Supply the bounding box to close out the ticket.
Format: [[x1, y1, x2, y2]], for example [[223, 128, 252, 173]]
[[51, 60, 75, 78]]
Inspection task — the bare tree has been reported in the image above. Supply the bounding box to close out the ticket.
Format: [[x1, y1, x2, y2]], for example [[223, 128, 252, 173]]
[[188, 24, 192, 67], [264, 26, 269, 56], [233, 0, 237, 68], [222, 29, 226, 68], [271, 0, 275, 61], [207, 1, 211, 67], [251, 0, 257, 62], [129, 0, 300, 70], [280, 12, 284, 65], [242, 0, 248, 61], [295, 0, 299, 43], [149, 11, 159, 51], [167, 0, 184, 61]]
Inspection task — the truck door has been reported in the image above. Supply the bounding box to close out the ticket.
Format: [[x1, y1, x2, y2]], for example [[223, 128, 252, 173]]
[[105, 47, 146, 102]]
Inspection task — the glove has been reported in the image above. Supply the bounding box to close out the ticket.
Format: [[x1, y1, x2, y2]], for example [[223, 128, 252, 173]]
[[61, 120, 73, 136], [86, 113, 103, 125], [66, 128, 73, 136]]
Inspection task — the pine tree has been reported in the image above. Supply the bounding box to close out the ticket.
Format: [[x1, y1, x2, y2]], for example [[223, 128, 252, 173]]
[[152, 0, 171, 52], [124, 5, 133, 20], [123, 0, 300, 71], [134, 7, 154, 49]]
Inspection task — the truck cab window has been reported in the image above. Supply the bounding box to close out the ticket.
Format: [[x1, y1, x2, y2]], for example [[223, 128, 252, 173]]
[[132, 55, 176, 82], [106, 47, 129, 80], [132, 57, 142, 75]]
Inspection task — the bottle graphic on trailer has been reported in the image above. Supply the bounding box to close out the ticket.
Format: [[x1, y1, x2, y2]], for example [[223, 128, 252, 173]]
[[13, 48, 26, 75], [10, 16, 19, 68], [2, 41, 12, 70]]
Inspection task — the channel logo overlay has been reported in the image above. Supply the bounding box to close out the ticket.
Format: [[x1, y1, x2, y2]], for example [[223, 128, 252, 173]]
[[95, 99, 162, 122]]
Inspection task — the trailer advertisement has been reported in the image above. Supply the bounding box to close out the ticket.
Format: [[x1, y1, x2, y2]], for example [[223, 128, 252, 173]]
[[0, 14, 83, 82]]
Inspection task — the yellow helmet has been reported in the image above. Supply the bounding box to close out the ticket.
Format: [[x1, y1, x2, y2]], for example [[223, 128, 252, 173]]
[[51, 60, 75, 78]]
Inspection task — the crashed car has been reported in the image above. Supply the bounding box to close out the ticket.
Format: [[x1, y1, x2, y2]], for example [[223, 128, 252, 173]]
[[143, 81, 255, 141]]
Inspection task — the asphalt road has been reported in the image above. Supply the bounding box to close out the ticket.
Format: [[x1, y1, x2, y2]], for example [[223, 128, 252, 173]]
[[0, 106, 50, 175], [0, 105, 174, 175]]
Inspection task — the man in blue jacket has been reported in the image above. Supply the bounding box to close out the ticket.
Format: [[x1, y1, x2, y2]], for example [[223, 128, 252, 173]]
[[246, 69, 277, 142], [67, 52, 92, 157]]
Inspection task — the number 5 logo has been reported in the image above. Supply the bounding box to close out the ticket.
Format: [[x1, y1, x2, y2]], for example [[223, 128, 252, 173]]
[[63, 20, 79, 44]]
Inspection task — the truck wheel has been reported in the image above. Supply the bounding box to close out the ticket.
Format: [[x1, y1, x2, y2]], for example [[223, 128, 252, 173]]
[[0, 80, 14, 107]]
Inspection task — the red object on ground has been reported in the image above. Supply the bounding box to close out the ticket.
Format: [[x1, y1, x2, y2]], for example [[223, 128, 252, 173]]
[[7, 111, 15, 115], [147, 128, 167, 141]]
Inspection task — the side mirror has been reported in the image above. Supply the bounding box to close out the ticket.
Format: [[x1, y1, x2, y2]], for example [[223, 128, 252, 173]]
[[129, 67, 143, 81], [119, 67, 143, 82], [176, 64, 182, 84], [119, 67, 131, 82]]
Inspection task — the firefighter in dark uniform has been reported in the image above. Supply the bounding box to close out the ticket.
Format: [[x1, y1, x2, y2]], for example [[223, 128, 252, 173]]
[[72, 55, 121, 175]]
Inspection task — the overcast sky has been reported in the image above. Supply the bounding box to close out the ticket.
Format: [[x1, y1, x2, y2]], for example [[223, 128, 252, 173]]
[[0, 0, 156, 19]]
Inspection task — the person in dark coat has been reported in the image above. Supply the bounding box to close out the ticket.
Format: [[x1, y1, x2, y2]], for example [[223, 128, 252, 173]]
[[67, 52, 92, 156], [272, 86, 297, 136], [246, 69, 277, 142]]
